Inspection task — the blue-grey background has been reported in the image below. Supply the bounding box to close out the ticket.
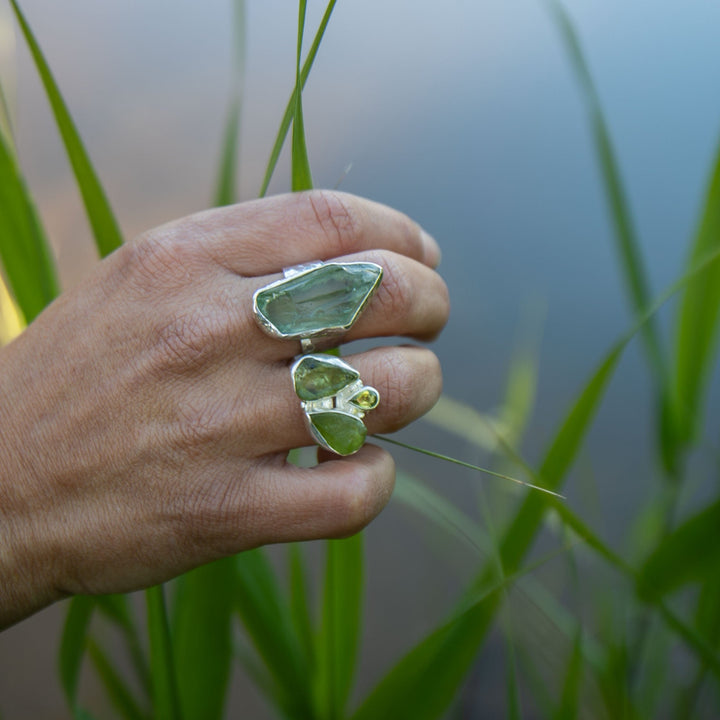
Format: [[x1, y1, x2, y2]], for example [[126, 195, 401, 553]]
[[1, 0, 719, 716]]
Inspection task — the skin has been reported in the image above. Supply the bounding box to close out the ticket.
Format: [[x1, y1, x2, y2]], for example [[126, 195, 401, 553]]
[[0, 190, 449, 629]]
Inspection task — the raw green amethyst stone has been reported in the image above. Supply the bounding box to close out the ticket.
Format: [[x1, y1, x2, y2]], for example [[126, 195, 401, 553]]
[[255, 262, 382, 337], [310, 411, 367, 456], [293, 355, 359, 401]]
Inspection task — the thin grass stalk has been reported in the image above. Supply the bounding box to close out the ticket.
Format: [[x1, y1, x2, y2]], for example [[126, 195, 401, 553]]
[[146, 585, 182, 720], [258, 0, 337, 197]]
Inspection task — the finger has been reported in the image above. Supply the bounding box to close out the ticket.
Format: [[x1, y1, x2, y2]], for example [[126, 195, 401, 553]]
[[244, 444, 396, 544], [149, 190, 441, 275], [241, 249, 449, 361], [231, 345, 443, 455]]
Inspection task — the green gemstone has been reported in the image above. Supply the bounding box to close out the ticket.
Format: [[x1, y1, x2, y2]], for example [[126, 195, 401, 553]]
[[293, 355, 359, 401], [350, 387, 379, 410], [255, 262, 382, 337], [310, 411, 367, 456]]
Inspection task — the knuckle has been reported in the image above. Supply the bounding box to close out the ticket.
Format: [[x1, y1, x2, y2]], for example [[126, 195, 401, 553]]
[[333, 467, 379, 536], [305, 190, 359, 255], [172, 396, 228, 456], [124, 226, 207, 291], [152, 308, 226, 374], [377, 352, 414, 430], [372, 252, 414, 322]]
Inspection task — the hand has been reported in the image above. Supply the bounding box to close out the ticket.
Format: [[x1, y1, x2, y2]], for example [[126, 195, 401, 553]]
[[0, 190, 448, 628]]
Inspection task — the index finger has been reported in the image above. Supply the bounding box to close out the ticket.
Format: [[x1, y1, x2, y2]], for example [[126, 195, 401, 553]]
[[152, 190, 441, 276]]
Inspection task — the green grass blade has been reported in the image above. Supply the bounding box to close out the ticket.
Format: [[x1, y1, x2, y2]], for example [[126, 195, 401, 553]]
[[146, 585, 182, 720], [553, 628, 584, 720], [9, 0, 122, 257], [87, 638, 148, 720], [212, 0, 245, 207], [171, 558, 237, 720], [638, 497, 720, 598], [0, 116, 58, 322], [259, 0, 337, 197], [351, 550, 567, 720], [549, 0, 665, 384], [288, 544, 316, 669], [672, 137, 720, 445], [316, 535, 364, 720], [291, 0, 313, 192], [234, 548, 314, 718], [58, 596, 95, 709], [94, 594, 151, 700]]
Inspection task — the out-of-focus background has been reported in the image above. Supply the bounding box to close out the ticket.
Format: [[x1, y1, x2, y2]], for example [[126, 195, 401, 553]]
[[1, 0, 720, 717]]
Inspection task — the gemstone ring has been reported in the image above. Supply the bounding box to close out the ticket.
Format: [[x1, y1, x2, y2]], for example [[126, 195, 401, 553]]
[[253, 261, 383, 353], [291, 354, 379, 455]]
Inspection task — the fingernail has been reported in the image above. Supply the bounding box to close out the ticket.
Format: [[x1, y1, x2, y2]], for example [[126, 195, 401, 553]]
[[421, 230, 442, 268]]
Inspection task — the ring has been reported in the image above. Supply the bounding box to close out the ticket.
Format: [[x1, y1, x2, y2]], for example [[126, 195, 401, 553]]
[[253, 261, 383, 352], [291, 353, 379, 456]]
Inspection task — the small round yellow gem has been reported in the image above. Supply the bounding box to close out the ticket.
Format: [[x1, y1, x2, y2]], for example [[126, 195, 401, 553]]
[[352, 388, 379, 410]]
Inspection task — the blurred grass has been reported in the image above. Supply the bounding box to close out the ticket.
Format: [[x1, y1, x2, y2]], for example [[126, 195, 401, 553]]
[[2, 0, 720, 717]]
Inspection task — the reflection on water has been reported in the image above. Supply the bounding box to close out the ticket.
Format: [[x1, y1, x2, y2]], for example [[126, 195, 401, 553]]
[[2, 0, 720, 716]]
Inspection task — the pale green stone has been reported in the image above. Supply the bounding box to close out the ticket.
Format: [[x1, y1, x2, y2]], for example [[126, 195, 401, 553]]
[[294, 356, 359, 401], [256, 262, 382, 337], [310, 411, 367, 455]]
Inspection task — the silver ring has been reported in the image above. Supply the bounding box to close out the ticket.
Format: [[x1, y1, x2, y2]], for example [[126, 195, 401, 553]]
[[253, 260, 383, 351], [291, 354, 379, 456]]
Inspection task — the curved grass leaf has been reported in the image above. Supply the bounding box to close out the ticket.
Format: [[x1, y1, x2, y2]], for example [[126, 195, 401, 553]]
[[146, 585, 182, 720], [59, 596, 95, 709], [549, 0, 665, 383], [639, 497, 720, 598], [171, 558, 237, 720], [213, 0, 245, 207], [94, 594, 150, 699], [553, 628, 584, 720], [259, 0, 337, 197], [9, 0, 122, 257], [175, 562, 236, 714], [288, 544, 315, 671], [291, 0, 313, 192], [351, 550, 567, 720], [671, 137, 720, 445], [234, 548, 314, 719], [87, 638, 148, 720], [0, 120, 58, 322], [316, 535, 364, 720]]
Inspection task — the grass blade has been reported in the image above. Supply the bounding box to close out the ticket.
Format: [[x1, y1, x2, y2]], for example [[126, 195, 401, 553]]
[[234, 548, 314, 718], [259, 0, 337, 197], [0, 271, 24, 344], [213, 0, 245, 207], [288, 544, 316, 670], [171, 558, 237, 720], [58, 596, 95, 709], [9, 0, 122, 257], [553, 628, 584, 720], [146, 585, 182, 720], [351, 550, 569, 720], [549, 0, 665, 383], [87, 638, 148, 720], [316, 535, 364, 720], [0, 116, 58, 322], [291, 0, 313, 191], [671, 137, 720, 445], [638, 497, 720, 598]]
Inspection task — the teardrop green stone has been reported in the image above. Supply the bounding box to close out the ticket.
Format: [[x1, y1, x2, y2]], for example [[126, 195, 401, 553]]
[[309, 411, 367, 456]]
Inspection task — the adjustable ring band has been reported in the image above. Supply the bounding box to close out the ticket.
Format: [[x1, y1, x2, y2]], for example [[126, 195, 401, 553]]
[[253, 260, 383, 351], [291, 354, 379, 456]]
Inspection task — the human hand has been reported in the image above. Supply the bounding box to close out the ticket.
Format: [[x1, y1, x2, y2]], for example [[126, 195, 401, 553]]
[[0, 190, 448, 628]]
